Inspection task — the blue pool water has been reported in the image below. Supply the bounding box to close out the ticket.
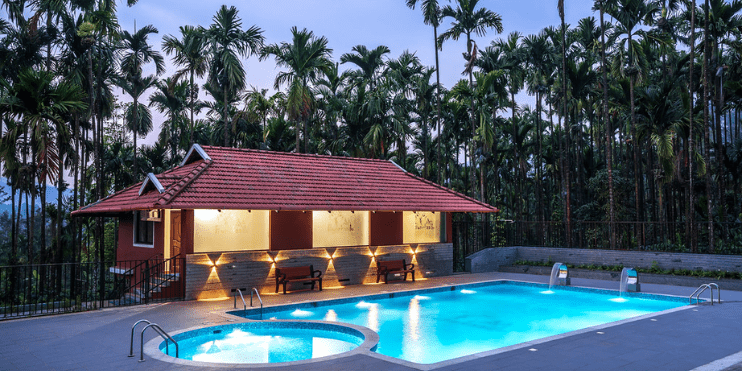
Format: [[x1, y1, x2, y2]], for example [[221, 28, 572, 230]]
[[236, 282, 686, 364], [161, 322, 365, 364]]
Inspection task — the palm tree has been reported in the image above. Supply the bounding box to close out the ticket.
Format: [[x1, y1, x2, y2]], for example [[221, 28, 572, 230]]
[[340, 45, 390, 90], [594, 0, 617, 249], [438, 0, 503, 199], [149, 78, 189, 162], [203, 5, 264, 147], [523, 31, 554, 228], [118, 24, 164, 180], [492, 32, 526, 218], [162, 25, 208, 147], [116, 72, 157, 180], [607, 0, 659, 226], [405, 0, 445, 183], [261, 26, 332, 153], [244, 87, 273, 145], [0, 69, 86, 263]]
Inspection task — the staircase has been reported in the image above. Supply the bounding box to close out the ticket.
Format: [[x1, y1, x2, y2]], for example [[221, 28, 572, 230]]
[[112, 255, 185, 306]]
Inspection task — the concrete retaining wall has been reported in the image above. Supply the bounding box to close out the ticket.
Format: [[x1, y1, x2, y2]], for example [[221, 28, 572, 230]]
[[466, 246, 742, 273], [185, 243, 453, 300], [500, 265, 742, 291]]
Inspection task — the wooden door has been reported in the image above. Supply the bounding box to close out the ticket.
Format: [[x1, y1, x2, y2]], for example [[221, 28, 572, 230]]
[[171, 211, 182, 258]]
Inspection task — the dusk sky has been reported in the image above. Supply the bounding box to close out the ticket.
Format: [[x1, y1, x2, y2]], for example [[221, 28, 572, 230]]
[[49, 1, 600, 145]]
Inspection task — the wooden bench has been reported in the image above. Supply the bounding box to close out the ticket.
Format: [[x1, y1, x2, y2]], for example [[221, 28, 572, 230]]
[[275, 265, 323, 294], [376, 259, 415, 284]]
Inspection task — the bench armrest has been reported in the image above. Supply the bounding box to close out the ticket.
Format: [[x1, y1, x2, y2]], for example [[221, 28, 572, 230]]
[[312, 270, 322, 278], [405, 263, 415, 270]]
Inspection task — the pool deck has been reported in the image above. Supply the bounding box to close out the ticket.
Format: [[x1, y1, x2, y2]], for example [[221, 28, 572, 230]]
[[3, 272, 742, 371]]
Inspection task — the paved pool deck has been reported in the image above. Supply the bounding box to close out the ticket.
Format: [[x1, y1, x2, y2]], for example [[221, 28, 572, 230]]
[[2, 272, 742, 371]]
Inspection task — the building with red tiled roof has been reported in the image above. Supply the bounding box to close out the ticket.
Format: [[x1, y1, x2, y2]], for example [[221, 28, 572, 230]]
[[74, 144, 498, 300]]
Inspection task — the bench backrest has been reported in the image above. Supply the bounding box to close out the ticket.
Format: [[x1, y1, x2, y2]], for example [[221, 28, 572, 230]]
[[377, 259, 406, 271], [278, 265, 314, 279]]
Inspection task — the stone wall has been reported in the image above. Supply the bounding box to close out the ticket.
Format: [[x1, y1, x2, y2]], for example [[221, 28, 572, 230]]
[[185, 243, 453, 300], [465, 246, 742, 274]]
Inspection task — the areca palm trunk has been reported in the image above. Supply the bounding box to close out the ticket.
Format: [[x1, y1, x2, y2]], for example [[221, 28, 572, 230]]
[[628, 30, 643, 244], [224, 85, 229, 147], [133, 96, 139, 179], [190, 68, 195, 146], [688, 0, 696, 252], [434, 24, 442, 185], [560, 4, 572, 246], [703, 0, 714, 252], [466, 32, 477, 200], [600, 4, 616, 249]]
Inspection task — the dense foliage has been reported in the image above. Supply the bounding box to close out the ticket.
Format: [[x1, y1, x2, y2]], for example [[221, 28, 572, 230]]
[[1, 0, 742, 267]]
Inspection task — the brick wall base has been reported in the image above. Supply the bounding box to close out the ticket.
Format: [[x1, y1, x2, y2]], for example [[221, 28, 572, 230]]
[[185, 243, 453, 300]]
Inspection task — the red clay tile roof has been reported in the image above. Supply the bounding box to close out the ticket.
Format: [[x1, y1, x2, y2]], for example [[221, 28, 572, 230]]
[[73, 145, 498, 215]]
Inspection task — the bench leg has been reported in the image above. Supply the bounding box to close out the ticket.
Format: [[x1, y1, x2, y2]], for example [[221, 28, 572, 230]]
[[412, 271, 415, 282], [276, 280, 280, 294], [376, 274, 380, 283], [283, 282, 287, 294], [318, 278, 322, 291], [384, 273, 389, 284]]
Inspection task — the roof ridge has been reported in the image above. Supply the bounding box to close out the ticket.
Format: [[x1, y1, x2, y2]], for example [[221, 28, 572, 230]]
[[201, 145, 394, 165], [402, 172, 499, 212], [155, 160, 212, 206]]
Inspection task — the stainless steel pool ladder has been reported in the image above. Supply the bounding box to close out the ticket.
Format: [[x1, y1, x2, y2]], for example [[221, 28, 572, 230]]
[[689, 283, 720, 305], [129, 319, 178, 362], [251, 287, 263, 320], [233, 288, 247, 311]]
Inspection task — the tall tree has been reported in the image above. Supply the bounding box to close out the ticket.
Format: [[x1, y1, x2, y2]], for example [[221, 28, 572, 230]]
[[405, 0, 445, 184], [438, 0, 503, 200], [607, 0, 659, 228], [203, 5, 264, 147], [118, 24, 164, 180], [261, 26, 332, 153], [162, 25, 208, 147]]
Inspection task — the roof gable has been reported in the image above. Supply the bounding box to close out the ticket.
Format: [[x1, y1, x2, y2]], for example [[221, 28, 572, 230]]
[[138, 173, 165, 196]]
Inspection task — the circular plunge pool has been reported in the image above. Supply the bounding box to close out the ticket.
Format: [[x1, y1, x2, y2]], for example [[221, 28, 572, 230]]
[[150, 321, 377, 366]]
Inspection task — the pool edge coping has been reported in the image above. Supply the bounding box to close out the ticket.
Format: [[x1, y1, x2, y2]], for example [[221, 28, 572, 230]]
[[142, 319, 380, 368]]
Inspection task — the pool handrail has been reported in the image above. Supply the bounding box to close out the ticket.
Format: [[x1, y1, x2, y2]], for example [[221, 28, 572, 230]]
[[140, 323, 178, 361], [251, 287, 263, 320], [233, 288, 247, 311], [689, 284, 715, 305], [707, 283, 721, 304], [129, 319, 151, 357]]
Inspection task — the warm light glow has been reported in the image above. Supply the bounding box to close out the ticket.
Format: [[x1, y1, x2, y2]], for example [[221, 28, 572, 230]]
[[403, 211, 442, 243], [363, 282, 384, 286], [367, 303, 379, 332], [409, 298, 420, 340], [324, 309, 338, 321], [194, 209, 269, 252], [196, 296, 230, 302], [313, 211, 370, 248], [323, 286, 345, 290]]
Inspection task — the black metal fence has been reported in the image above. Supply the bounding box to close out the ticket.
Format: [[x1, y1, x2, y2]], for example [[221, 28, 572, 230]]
[[452, 220, 742, 272], [0, 256, 185, 319]]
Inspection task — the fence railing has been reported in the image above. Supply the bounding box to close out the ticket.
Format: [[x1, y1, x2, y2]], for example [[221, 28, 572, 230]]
[[452, 220, 742, 272], [0, 256, 185, 319]]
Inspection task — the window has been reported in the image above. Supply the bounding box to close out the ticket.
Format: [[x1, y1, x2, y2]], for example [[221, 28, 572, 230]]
[[133, 211, 155, 246]]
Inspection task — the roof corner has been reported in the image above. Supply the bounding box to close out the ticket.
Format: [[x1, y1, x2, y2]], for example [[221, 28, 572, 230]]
[[139, 173, 165, 196], [180, 144, 212, 167]]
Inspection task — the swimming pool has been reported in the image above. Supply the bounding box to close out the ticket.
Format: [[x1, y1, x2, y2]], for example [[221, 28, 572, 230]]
[[152, 321, 378, 366], [231, 281, 687, 364]]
